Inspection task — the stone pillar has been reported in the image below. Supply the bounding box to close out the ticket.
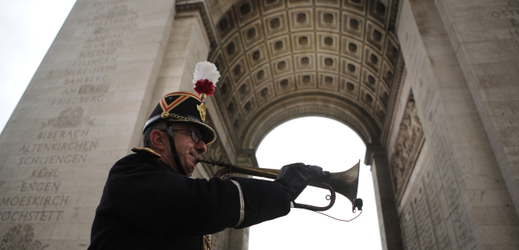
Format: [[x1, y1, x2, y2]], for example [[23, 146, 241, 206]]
[[397, 0, 519, 248], [368, 143, 404, 250], [229, 228, 249, 250], [0, 0, 176, 248], [435, 0, 519, 219]]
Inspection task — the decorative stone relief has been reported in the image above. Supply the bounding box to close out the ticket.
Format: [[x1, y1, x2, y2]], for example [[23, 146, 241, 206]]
[[40, 107, 95, 128], [390, 93, 424, 202], [0, 224, 48, 250]]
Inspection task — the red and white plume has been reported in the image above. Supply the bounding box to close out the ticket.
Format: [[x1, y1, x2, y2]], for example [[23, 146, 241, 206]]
[[192, 61, 220, 97]]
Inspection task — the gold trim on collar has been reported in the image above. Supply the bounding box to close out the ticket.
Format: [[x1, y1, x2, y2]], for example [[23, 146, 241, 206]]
[[131, 147, 161, 158]]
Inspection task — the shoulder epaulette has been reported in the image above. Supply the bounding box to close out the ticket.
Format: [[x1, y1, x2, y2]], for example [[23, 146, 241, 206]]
[[131, 147, 161, 159]]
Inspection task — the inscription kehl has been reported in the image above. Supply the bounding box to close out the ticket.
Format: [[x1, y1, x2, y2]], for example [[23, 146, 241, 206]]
[[31, 167, 59, 179]]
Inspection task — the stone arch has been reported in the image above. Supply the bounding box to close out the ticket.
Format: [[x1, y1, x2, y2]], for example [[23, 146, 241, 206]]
[[194, 0, 405, 249], [203, 0, 404, 157], [241, 93, 378, 151]]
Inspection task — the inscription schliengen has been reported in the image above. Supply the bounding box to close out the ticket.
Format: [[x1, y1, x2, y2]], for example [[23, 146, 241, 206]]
[[17, 154, 88, 166]]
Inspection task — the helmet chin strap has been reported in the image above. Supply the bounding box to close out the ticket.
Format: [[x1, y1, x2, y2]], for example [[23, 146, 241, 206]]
[[166, 127, 189, 176]]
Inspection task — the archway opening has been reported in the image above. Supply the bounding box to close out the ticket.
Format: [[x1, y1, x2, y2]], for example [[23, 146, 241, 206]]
[[249, 116, 382, 250]]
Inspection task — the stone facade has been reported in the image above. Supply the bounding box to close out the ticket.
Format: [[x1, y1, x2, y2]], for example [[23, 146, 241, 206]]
[[0, 0, 518, 249]]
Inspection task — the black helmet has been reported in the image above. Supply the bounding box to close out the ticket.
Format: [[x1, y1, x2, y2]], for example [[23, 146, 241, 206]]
[[143, 91, 216, 145]]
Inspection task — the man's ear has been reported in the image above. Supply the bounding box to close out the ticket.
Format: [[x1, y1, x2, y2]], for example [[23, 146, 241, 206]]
[[150, 130, 168, 151]]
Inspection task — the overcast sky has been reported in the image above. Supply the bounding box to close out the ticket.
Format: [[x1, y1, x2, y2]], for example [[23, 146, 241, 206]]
[[0, 0, 77, 134], [252, 117, 381, 250], [0, 1, 382, 249]]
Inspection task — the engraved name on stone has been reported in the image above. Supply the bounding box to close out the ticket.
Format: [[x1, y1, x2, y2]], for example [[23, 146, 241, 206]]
[[430, 123, 475, 248], [56, 4, 139, 107], [52, 95, 106, 106], [0, 210, 64, 222], [489, 1, 519, 46], [19, 140, 98, 153], [401, 206, 419, 249], [414, 186, 435, 249], [424, 172, 451, 248], [37, 129, 90, 140]]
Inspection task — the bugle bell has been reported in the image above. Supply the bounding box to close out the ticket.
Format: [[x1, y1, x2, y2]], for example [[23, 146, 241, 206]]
[[197, 158, 363, 213]]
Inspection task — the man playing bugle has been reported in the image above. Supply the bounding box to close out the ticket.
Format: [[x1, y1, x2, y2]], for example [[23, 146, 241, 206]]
[[87, 62, 329, 250]]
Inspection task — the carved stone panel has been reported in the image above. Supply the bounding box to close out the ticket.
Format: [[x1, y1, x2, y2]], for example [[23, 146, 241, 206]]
[[390, 93, 424, 203]]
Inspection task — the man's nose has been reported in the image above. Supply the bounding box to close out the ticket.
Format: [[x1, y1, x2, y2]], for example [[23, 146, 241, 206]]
[[196, 141, 207, 154]]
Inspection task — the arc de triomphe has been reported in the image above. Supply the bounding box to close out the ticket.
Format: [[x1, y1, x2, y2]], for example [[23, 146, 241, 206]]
[[1, 0, 518, 249]]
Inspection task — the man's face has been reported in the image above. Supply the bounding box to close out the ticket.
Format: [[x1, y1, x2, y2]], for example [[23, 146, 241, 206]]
[[166, 123, 207, 175]]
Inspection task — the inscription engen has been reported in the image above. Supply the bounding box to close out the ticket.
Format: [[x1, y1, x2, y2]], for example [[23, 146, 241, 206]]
[[21, 181, 60, 192]]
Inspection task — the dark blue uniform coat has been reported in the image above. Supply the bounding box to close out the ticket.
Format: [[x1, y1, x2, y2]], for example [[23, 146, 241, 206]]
[[88, 149, 291, 249]]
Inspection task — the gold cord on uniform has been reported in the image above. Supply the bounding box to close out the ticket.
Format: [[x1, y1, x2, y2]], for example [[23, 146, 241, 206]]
[[203, 235, 211, 250]]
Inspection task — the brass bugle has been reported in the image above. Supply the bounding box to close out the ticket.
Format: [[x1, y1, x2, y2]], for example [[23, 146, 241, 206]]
[[197, 158, 363, 213]]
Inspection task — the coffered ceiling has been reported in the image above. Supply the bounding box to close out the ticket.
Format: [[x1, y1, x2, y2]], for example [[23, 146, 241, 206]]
[[200, 0, 403, 146]]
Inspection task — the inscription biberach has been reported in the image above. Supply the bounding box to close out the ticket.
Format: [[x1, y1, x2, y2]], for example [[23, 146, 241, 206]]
[[37, 129, 90, 140]]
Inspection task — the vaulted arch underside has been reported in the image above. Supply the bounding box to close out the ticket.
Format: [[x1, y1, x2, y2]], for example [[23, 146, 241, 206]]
[[192, 0, 405, 152]]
